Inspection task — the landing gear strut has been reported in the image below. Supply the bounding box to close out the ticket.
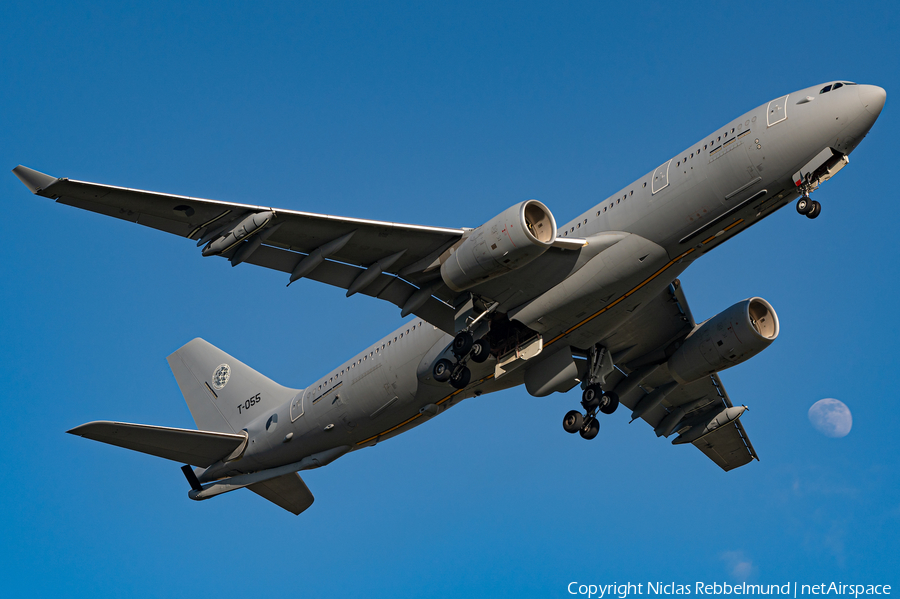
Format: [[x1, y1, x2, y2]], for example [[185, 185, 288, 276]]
[[796, 178, 822, 220], [562, 345, 619, 440]]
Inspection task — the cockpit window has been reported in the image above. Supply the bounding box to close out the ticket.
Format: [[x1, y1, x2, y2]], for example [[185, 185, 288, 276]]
[[820, 84, 833, 94], [833, 82, 843, 90]]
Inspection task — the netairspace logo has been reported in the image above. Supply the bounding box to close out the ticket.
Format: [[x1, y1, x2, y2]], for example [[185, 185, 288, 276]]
[[566, 582, 893, 599]]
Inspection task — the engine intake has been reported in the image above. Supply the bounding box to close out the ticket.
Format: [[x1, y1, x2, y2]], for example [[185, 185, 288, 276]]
[[667, 297, 779, 384], [441, 200, 557, 292]]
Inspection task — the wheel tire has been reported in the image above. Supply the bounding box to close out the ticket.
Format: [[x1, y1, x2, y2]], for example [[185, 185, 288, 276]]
[[581, 384, 601, 410], [563, 410, 583, 434], [796, 197, 812, 215], [599, 391, 620, 415], [449, 366, 471, 389], [452, 332, 474, 357], [433, 359, 453, 382], [579, 417, 600, 440], [806, 201, 821, 219], [470, 338, 491, 363]]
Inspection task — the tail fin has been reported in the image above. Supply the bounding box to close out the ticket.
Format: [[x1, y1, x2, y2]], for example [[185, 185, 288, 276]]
[[167, 338, 300, 433]]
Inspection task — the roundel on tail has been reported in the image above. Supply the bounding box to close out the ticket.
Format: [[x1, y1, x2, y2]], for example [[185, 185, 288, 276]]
[[212, 364, 231, 390]]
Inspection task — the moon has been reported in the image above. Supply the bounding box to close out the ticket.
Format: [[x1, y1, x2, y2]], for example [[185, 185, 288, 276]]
[[808, 398, 853, 438]]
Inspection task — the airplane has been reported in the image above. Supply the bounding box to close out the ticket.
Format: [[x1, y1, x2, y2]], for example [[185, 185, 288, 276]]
[[13, 80, 885, 515]]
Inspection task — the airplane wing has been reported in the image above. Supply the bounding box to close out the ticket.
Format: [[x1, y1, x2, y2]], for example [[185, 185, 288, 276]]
[[602, 281, 759, 471], [13, 165, 467, 333]]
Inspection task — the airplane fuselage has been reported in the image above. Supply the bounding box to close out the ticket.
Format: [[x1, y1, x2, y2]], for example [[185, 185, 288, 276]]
[[196, 81, 885, 483]]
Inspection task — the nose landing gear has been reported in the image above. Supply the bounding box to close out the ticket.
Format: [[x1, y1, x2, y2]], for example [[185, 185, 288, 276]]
[[796, 196, 821, 219], [796, 176, 822, 220]]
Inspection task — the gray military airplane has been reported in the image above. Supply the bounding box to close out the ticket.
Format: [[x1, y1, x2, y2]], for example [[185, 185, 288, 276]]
[[14, 80, 885, 515]]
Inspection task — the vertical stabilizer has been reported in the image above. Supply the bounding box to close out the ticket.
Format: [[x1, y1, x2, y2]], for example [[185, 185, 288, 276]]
[[167, 338, 299, 433]]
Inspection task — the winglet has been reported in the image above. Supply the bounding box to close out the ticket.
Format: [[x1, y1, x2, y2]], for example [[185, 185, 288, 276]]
[[12, 165, 58, 194]]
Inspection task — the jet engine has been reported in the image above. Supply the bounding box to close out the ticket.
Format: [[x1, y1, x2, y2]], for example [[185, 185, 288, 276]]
[[441, 200, 557, 292], [666, 298, 779, 384]]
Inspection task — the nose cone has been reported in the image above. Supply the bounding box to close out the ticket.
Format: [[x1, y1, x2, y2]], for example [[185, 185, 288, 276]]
[[858, 84, 886, 117]]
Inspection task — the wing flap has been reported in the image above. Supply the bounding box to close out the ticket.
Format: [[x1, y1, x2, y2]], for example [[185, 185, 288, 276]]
[[692, 418, 757, 472], [245, 245, 455, 332], [67, 421, 247, 467], [247, 472, 315, 515]]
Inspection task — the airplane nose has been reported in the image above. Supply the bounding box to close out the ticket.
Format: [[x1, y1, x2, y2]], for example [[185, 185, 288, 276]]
[[858, 84, 886, 117]]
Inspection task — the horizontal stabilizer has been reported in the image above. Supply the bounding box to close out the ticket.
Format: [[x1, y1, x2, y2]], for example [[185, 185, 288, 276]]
[[248, 473, 315, 515], [67, 421, 247, 467]]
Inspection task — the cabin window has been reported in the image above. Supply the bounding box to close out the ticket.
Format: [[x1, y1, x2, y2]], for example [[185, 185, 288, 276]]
[[584, 218, 588, 224], [616, 199, 620, 204], [603, 207, 607, 212], [643, 182, 647, 188]]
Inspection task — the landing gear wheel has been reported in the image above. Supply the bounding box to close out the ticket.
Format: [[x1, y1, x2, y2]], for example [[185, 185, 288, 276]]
[[581, 384, 602, 409], [579, 417, 600, 440], [796, 197, 812, 215], [449, 366, 471, 389], [563, 410, 583, 434], [452, 332, 474, 357], [599, 391, 620, 415], [433, 359, 453, 382], [470, 338, 491, 363], [806, 201, 821, 219]]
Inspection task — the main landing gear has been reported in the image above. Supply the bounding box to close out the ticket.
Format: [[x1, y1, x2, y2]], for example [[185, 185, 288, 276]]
[[563, 345, 619, 440], [433, 331, 491, 390]]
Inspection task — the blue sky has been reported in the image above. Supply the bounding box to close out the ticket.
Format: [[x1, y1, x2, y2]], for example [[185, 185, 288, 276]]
[[2, 1, 898, 596]]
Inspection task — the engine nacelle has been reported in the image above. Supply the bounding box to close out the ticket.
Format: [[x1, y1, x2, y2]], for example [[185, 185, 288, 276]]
[[441, 200, 557, 292], [667, 297, 779, 384]]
